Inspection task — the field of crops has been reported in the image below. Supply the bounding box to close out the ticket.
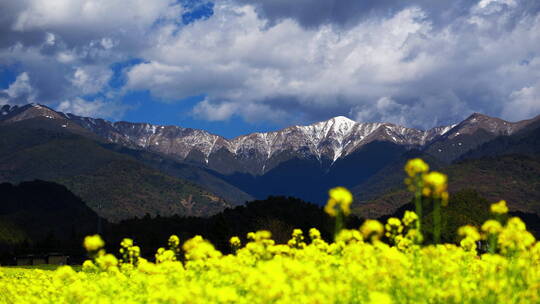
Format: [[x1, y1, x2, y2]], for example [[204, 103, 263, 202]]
[[1, 159, 538, 303]]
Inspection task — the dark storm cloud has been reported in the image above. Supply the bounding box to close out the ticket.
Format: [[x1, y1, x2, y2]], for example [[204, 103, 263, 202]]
[[234, 0, 480, 29], [0, 1, 32, 48]]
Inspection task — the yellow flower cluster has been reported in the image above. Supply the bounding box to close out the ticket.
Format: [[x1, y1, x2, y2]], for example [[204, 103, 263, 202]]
[[168, 235, 180, 249], [83, 234, 104, 252], [491, 200, 509, 214], [384, 217, 403, 241], [402, 210, 419, 227], [360, 219, 385, 242], [422, 171, 449, 201], [229, 236, 241, 249], [324, 187, 353, 217], [119, 238, 140, 266], [498, 217, 536, 255], [404, 158, 429, 192], [405, 158, 429, 177], [482, 220, 503, 235], [1, 159, 537, 303], [403, 158, 448, 245], [2, 218, 539, 304], [458, 225, 481, 252]]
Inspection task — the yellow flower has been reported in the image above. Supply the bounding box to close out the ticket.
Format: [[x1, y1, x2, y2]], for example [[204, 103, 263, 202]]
[[385, 217, 402, 230], [254, 230, 272, 241], [183, 236, 222, 261], [229, 236, 241, 248], [441, 191, 449, 206], [498, 217, 535, 255], [490, 200, 509, 215], [402, 211, 418, 227], [506, 217, 527, 231], [481, 220, 502, 235], [422, 171, 447, 197], [168, 235, 180, 248], [335, 229, 363, 244], [360, 220, 384, 240], [385, 218, 403, 239], [83, 235, 105, 252], [95, 253, 118, 269], [130, 246, 140, 256], [155, 249, 177, 263], [458, 225, 481, 241], [55, 265, 77, 281], [324, 199, 337, 216], [292, 229, 304, 239], [324, 187, 353, 216], [309, 228, 321, 240], [120, 238, 133, 248], [395, 235, 413, 251], [404, 158, 429, 177], [82, 260, 96, 272], [460, 237, 477, 252]]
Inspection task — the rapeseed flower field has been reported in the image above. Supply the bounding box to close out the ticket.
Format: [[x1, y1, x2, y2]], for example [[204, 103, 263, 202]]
[[1, 159, 538, 303]]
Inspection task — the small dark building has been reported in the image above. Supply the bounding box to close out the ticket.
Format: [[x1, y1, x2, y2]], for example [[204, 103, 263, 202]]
[[15, 253, 69, 266], [47, 253, 68, 265], [15, 256, 32, 266]]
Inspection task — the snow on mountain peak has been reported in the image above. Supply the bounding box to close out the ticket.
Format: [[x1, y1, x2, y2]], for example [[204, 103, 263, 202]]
[[12, 104, 476, 175], [329, 115, 356, 126], [311, 115, 356, 130], [91, 114, 458, 172]]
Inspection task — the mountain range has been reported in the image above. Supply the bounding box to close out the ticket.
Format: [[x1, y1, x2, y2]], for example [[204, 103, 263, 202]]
[[1, 103, 539, 221]]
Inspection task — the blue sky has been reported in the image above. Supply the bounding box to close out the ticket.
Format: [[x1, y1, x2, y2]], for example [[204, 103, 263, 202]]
[[1, 0, 539, 138], [120, 91, 277, 137], [104, 49, 278, 137]]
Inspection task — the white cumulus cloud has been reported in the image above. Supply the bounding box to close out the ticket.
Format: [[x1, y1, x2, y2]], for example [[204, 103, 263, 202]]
[[57, 97, 131, 119], [0, 72, 37, 105]]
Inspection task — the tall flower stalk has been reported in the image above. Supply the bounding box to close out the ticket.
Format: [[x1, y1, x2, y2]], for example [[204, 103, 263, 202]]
[[422, 172, 448, 244], [481, 200, 508, 253], [405, 159, 449, 244], [324, 187, 353, 240], [404, 158, 429, 240]]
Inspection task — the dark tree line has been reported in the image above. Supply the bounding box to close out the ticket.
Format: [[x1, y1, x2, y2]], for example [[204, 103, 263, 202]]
[[1, 180, 539, 265]]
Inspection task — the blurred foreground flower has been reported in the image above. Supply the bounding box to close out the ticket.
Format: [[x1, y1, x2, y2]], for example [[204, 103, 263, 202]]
[[324, 187, 353, 216], [405, 158, 429, 178], [83, 235, 104, 252], [491, 200, 508, 215]]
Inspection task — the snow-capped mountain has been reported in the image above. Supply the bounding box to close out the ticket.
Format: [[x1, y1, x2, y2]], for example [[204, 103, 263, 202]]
[[1, 104, 537, 175], [1, 104, 51, 121], [2, 103, 539, 205], [66, 113, 459, 175], [424, 112, 539, 163]]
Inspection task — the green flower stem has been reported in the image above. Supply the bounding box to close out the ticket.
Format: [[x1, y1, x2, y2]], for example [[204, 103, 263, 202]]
[[334, 211, 344, 241], [488, 234, 497, 254], [433, 197, 441, 244], [414, 189, 422, 230], [414, 176, 423, 244]]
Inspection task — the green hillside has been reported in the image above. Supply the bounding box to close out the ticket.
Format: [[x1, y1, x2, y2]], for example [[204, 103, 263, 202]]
[[0, 118, 229, 222], [378, 189, 540, 243], [353, 154, 540, 218], [103, 144, 253, 206], [352, 124, 540, 218]]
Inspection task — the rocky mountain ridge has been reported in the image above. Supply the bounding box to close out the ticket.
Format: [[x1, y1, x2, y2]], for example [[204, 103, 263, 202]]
[[2, 104, 537, 176]]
